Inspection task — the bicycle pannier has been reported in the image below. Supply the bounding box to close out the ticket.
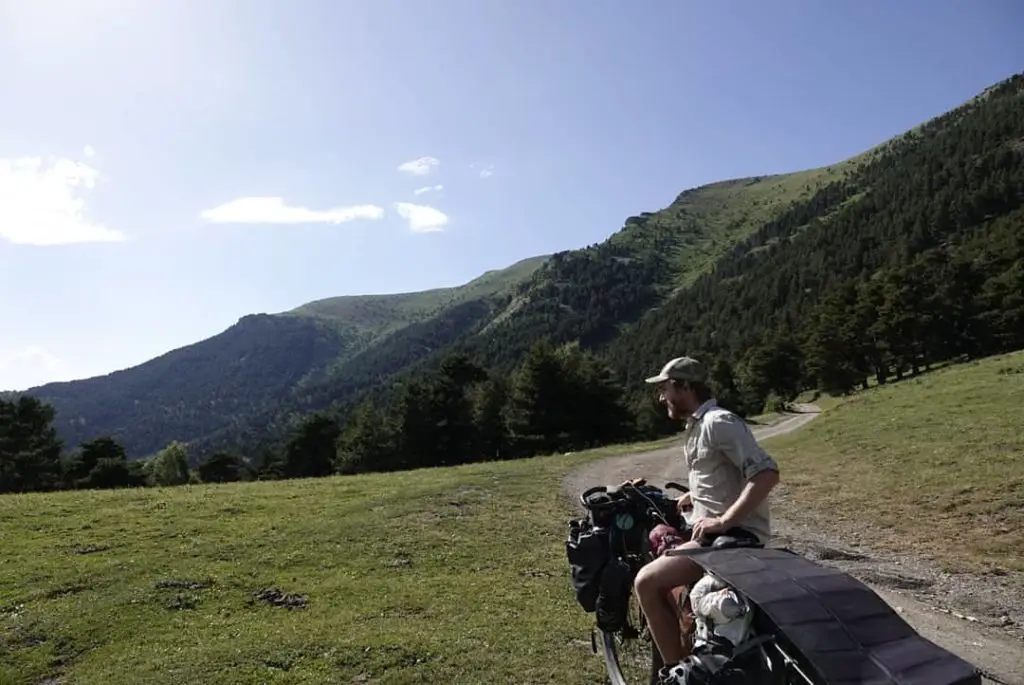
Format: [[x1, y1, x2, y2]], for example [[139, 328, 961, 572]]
[[566, 518, 610, 612], [595, 556, 632, 632]]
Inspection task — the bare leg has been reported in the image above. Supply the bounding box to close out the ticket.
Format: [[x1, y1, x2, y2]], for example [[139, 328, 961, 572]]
[[634, 541, 704, 665]]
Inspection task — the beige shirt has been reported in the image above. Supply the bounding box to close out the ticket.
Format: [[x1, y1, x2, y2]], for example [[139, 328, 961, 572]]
[[683, 399, 779, 544]]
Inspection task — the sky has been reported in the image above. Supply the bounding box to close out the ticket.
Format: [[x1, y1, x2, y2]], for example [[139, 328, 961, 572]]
[[1, 0, 1022, 391]]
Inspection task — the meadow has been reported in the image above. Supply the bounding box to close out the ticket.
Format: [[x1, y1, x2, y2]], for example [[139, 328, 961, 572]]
[[0, 441, 668, 685], [768, 350, 1024, 575], [3, 350, 1023, 683]]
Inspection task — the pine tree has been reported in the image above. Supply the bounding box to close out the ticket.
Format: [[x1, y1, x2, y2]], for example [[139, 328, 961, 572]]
[[69, 436, 146, 490], [470, 376, 509, 460], [505, 340, 571, 454], [0, 396, 64, 494], [283, 413, 340, 478], [197, 451, 246, 483], [336, 399, 398, 474]]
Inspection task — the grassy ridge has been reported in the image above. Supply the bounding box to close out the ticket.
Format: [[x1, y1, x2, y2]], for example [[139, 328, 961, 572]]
[[290, 255, 550, 339], [766, 350, 1024, 575], [620, 163, 861, 291], [0, 440, 670, 685]]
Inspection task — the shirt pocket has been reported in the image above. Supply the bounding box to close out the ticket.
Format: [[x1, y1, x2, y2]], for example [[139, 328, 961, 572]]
[[687, 441, 713, 483], [693, 441, 712, 465]]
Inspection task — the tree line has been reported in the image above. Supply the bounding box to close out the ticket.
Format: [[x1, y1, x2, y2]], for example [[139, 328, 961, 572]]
[[1, 395, 253, 494], [2, 341, 649, 492], [231, 341, 643, 480]]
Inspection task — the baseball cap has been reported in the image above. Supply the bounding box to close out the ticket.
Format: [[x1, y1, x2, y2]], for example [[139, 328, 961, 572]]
[[644, 356, 708, 384]]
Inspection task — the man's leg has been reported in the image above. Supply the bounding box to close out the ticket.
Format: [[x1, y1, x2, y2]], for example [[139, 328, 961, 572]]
[[634, 540, 704, 666]]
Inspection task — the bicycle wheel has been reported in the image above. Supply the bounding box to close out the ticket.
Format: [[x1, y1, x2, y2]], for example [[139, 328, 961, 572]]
[[599, 590, 663, 685]]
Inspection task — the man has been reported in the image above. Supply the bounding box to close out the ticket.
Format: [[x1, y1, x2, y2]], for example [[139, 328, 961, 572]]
[[633, 356, 780, 683]]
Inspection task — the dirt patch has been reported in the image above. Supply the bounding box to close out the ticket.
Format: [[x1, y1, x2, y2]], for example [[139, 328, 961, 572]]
[[251, 587, 308, 610], [2, 625, 47, 649], [153, 578, 214, 611], [71, 544, 110, 556], [42, 583, 89, 600], [164, 594, 200, 611], [799, 543, 869, 562], [154, 579, 213, 590], [854, 569, 935, 591]]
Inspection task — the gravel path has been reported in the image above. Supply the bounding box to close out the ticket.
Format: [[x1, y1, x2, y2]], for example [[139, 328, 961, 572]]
[[561, 405, 1024, 685]]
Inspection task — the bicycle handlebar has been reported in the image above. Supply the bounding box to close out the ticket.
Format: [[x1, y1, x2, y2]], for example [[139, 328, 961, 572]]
[[579, 485, 608, 507], [578, 480, 690, 509]]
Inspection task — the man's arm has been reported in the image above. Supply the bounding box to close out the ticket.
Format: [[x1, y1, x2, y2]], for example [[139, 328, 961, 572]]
[[711, 413, 781, 526], [721, 470, 779, 527]]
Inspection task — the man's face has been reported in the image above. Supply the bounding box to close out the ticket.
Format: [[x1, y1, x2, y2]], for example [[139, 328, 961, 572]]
[[657, 380, 691, 419]]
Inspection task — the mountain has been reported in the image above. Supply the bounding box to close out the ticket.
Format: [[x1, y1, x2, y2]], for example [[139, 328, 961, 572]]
[[22, 256, 548, 458], [23, 71, 1024, 461]]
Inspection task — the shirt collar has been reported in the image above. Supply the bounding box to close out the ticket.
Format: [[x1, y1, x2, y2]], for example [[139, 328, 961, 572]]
[[692, 398, 718, 421]]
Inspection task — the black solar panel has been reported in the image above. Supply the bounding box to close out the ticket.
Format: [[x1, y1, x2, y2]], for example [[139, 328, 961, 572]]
[[686, 547, 982, 685]]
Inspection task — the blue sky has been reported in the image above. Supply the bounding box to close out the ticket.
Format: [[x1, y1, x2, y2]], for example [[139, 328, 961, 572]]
[[1, 0, 1021, 391]]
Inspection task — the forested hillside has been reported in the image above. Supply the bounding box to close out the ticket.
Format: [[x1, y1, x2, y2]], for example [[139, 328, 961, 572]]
[[20, 257, 549, 458], [23, 314, 351, 458], [606, 74, 1024, 399], [11, 71, 1024, 474], [310, 72, 1024, 479]]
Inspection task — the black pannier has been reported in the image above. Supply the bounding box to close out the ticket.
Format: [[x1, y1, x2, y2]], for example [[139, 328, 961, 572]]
[[595, 556, 632, 632], [565, 517, 632, 631], [567, 484, 685, 631], [566, 517, 610, 613]]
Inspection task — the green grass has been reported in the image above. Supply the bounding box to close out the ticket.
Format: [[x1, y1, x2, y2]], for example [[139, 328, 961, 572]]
[[0, 438, 665, 685], [8, 351, 1022, 683], [765, 350, 1024, 576]]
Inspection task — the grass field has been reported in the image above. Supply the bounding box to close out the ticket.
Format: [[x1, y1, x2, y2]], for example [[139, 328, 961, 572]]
[[0, 439, 672, 685], [767, 350, 1024, 576], [4, 352, 1023, 684]]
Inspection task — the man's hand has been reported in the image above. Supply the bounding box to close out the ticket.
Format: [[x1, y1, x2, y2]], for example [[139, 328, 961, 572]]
[[675, 491, 692, 513], [690, 516, 729, 542]]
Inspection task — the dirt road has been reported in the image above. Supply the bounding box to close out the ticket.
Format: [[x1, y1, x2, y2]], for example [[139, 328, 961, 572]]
[[562, 405, 1024, 685]]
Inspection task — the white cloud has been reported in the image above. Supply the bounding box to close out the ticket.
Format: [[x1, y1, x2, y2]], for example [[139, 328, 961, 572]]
[[397, 156, 440, 176], [199, 197, 385, 225], [476, 164, 495, 178], [395, 202, 449, 233], [83, 145, 96, 158], [0, 154, 124, 246], [413, 184, 443, 196], [0, 346, 65, 391]]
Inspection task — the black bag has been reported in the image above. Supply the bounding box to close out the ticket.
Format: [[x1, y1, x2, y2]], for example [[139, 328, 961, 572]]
[[566, 518, 610, 612], [580, 489, 621, 527], [567, 486, 656, 631], [595, 556, 632, 632], [661, 636, 770, 685]]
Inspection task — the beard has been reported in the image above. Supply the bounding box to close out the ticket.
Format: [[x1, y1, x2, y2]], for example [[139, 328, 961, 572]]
[[665, 401, 683, 420]]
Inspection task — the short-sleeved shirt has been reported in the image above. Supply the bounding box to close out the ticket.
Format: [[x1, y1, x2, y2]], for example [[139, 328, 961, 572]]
[[682, 399, 779, 544]]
